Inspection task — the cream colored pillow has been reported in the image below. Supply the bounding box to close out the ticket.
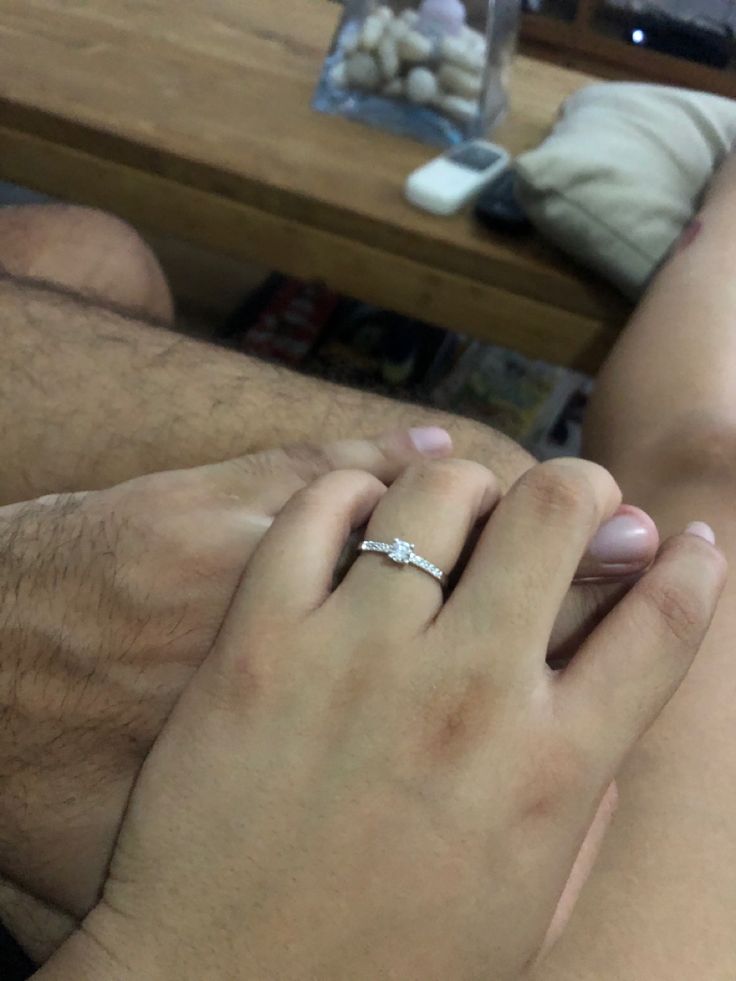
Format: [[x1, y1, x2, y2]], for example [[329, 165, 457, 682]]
[[514, 83, 736, 298]]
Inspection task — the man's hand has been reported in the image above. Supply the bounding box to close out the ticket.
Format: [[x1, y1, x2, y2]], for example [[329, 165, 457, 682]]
[[0, 432, 657, 959], [0, 428, 456, 919]]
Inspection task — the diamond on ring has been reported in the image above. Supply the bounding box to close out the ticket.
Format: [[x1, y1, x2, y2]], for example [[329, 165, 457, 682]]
[[359, 538, 446, 586], [388, 538, 414, 564]]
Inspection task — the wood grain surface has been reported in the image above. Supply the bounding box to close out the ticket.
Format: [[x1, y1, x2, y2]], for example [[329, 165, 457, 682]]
[[0, 0, 630, 369]]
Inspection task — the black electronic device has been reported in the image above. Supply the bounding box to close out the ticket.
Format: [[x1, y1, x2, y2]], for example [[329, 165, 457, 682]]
[[626, 9, 732, 68], [473, 168, 532, 234]]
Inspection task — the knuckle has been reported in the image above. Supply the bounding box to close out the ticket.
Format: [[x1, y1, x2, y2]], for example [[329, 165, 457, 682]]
[[412, 668, 499, 764], [118, 471, 218, 524], [516, 737, 588, 822], [228, 451, 276, 482], [288, 480, 329, 517], [403, 458, 495, 498], [293, 469, 384, 512], [519, 462, 596, 522], [640, 576, 708, 645], [225, 443, 335, 486], [121, 470, 180, 506], [114, 478, 244, 581], [281, 442, 336, 482], [208, 627, 282, 714], [225, 448, 299, 484]]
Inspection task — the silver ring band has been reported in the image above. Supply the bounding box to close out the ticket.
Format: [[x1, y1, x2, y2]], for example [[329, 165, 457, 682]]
[[359, 538, 446, 586]]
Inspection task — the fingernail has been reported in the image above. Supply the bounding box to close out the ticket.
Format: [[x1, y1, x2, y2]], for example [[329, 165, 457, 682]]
[[587, 513, 653, 565], [685, 521, 716, 545], [409, 427, 453, 457]]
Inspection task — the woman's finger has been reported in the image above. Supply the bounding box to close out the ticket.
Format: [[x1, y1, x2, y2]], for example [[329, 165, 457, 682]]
[[547, 579, 629, 666], [338, 459, 500, 630], [574, 505, 658, 581], [440, 459, 622, 676], [551, 507, 659, 662], [558, 525, 726, 771], [217, 470, 387, 630]]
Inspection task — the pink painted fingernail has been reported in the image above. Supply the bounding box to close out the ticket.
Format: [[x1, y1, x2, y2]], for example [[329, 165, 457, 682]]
[[587, 513, 653, 566], [409, 427, 453, 457], [685, 521, 716, 545]]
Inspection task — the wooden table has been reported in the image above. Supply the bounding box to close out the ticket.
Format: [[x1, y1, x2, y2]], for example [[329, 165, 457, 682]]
[[0, 0, 630, 371]]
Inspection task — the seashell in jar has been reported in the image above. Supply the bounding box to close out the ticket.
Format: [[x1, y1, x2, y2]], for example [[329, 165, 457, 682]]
[[346, 51, 382, 90], [437, 92, 480, 122], [386, 16, 409, 41], [462, 25, 487, 51], [438, 62, 483, 98], [377, 34, 400, 80], [440, 34, 485, 72], [398, 28, 435, 62], [361, 12, 387, 50], [406, 66, 439, 104]]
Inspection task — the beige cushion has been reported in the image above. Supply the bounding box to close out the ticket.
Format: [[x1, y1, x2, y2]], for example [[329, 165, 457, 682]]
[[514, 83, 736, 298]]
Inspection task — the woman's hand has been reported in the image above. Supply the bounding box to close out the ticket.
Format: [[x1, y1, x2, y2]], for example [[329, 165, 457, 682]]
[[57, 458, 723, 981], [0, 428, 656, 943], [0, 429, 454, 923]]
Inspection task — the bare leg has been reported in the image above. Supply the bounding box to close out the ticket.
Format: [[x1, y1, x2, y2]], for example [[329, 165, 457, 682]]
[[0, 274, 533, 505], [0, 204, 174, 325], [531, 156, 736, 979]]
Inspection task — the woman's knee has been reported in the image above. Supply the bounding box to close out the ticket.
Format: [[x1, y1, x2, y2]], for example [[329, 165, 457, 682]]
[[0, 204, 174, 324], [633, 413, 736, 494]]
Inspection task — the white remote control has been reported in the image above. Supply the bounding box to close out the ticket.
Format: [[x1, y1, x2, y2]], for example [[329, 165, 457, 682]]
[[405, 140, 511, 216]]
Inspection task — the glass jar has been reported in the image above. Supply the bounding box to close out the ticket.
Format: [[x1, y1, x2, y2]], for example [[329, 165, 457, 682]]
[[313, 0, 522, 146]]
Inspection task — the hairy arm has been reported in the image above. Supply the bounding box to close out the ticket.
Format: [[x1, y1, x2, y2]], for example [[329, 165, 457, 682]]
[[0, 275, 532, 504]]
